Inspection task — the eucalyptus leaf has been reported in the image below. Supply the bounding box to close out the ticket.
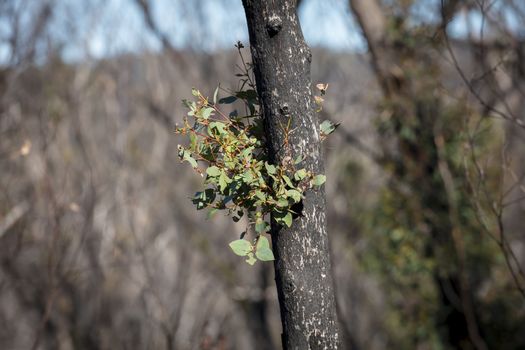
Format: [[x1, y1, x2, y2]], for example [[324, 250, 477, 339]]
[[286, 189, 301, 203], [265, 162, 277, 175], [229, 240, 252, 256], [294, 169, 307, 181], [219, 171, 231, 192], [176, 76, 336, 265], [255, 236, 274, 262], [282, 175, 294, 188], [274, 211, 293, 227], [276, 198, 289, 207], [255, 218, 268, 233], [219, 96, 237, 104], [206, 166, 221, 177], [256, 235, 270, 250], [184, 154, 198, 168], [201, 107, 214, 120], [312, 174, 326, 186], [282, 212, 292, 227], [256, 247, 275, 261], [320, 120, 340, 138]]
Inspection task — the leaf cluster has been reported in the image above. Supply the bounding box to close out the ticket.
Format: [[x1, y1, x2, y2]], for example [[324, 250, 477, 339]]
[[175, 50, 336, 264]]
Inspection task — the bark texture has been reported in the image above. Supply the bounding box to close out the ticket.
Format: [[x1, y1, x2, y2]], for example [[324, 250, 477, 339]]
[[242, 1, 340, 349]]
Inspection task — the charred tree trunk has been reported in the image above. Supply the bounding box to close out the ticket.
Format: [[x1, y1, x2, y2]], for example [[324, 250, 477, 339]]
[[242, 1, 341, 349]]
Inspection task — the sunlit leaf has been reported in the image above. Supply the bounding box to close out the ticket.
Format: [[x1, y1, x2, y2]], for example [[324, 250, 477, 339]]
[[255, 218, 269, 233], [206, 166, 221, 177], [312, 174, 326, 186], [256, 235, 270, 250], [229, 239, 252, 256], [256, 247, 274, 261], [294, 169, 307, 181], [255, 236, 274, 261], [286, 189, 301, 203], [201, 107, 214, 120], [320, 120, 340, 138], [282, 175, 294, 188], [265, 162, 277, 175]]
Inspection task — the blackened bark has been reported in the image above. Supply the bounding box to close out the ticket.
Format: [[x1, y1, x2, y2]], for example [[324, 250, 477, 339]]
[[241, 1, 341, 349]]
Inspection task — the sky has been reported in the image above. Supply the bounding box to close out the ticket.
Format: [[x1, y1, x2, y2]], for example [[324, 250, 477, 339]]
[[75, 0, 365, 61], [0, 0, 521, 64]]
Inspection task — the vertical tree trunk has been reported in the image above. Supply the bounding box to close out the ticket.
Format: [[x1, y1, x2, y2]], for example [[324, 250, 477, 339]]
[[349, 1, 486, 349], [242, 1, 341, 349]]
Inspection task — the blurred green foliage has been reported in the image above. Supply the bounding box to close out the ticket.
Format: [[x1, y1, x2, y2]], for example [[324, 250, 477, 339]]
[[347, 13, 525, 350]]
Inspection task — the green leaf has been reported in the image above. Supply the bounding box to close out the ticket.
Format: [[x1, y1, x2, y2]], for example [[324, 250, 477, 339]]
[[294, 155, 303, 165], [256, 247, 275, 261], [255, 218, 269, 233], [241, 147, 254, 161], [255, 236, 274, 261], [320, 120, 340, 139], [218, 95, 237, 104], [274, 211, 293, 227], [320, 120, 334, 134], [191, 88, 200, 97], [206, 166, 221, 177], [229, 239, 252, 256], [209, 122, 228, 136], [286, 189, 301, 203], [256, 235, 270, 250], [282, 212, 292, 227], [312, 174, 326, 186], [201, 107, 214, 120], [189, 132, 197, 150], [245, 252, 257, 265], [276, 198, 289, 207], [242, 170, 254, 184], [218, 170, 231, 192], [182, 151, 198, 168], [294, 168, 307, 181], [264, 162, 276, 175], [282, 175, 294, 188], [254, 190, 266, 202]]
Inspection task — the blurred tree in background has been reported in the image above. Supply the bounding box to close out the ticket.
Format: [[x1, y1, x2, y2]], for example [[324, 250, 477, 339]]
[[347, 0, 525, 348], [0, 0, 524, 349]]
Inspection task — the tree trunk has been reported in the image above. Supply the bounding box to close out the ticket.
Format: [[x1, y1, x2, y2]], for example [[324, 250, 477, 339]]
[[241, 1, 341, 349], [349, 0, 487, 349]]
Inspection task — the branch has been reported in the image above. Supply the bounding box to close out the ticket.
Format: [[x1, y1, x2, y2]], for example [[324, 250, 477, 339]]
[[0, 201, 29, 238]]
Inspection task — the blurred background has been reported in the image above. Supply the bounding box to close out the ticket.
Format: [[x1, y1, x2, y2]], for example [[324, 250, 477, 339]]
[[1, 0, 524, 349]]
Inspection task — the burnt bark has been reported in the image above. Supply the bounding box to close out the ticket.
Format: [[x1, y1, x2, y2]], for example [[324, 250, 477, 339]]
[[242, 1, 341, 349]]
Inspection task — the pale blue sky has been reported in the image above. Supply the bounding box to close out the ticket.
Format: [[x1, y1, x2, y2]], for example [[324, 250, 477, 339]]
[[75, 0, 364, 61], [1, 0, 521, 64]]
